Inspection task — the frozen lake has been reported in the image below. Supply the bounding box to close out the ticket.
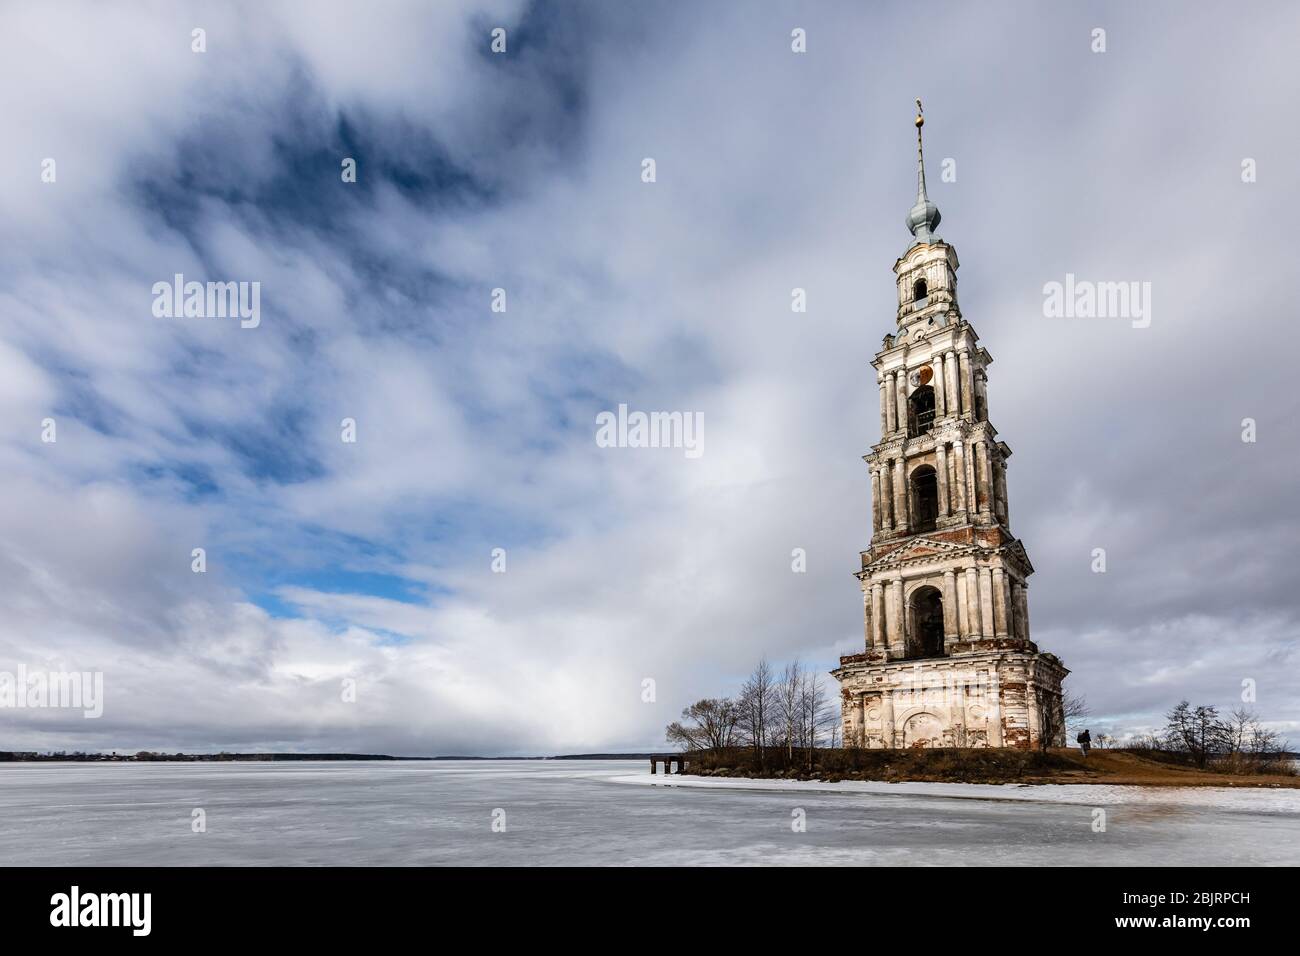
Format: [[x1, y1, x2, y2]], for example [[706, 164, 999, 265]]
[[1, 759, 1297, 866]]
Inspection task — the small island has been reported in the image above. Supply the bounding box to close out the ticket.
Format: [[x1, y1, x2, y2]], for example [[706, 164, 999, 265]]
[[665, 660, 1296, 789], [679, 745, 1299, 788]]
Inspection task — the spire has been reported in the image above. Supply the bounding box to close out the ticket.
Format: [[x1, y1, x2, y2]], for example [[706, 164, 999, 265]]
[[905, 98, 942, 244]]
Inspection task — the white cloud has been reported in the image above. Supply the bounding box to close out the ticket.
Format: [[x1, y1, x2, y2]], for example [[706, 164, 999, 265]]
[[2, 2, 1298, 754]]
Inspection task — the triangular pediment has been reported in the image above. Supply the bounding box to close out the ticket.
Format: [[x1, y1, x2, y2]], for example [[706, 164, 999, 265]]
[[867, 535, 969, 570], [1003, 538, 1035, 575]]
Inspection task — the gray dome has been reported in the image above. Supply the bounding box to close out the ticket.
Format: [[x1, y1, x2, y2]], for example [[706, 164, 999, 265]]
[[906, 197, 941, 240]]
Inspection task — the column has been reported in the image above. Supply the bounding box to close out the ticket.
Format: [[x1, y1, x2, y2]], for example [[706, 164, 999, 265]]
[[881, 690, 896, 749], [958, 349, 974, 420], [964, 568, 979, 639], [987, 673, 1004, 746], [942, 569, 958, 642], [977, 441, 993, 516], [964, 438, 978, 518], [870, 467, 882, 533], [952, 439, 967, 514], [895, 370, 909, 437], [886, 372, 897, 433], [1001, 569, 1014, 638], [880, 464, 894, 531], [854, 695, 866, 747], [871, 582, 886, 649], [1014, 581, 1030, 641], [945, 349, 960, 416], [951, 677, 966, 741], [879, 378, 889, 435], [933, 356, 946, 418], [996, 463, 1009, 525], [894, 574, 904, 658], [956, 568, 970, 638], [893, 458, 908, 533], [992, 567, 1010, 638], [1026, 681, 1041, 746], [899, 574, 909, 658], [983, 442, 996, 517], [863, 586, 873, 649], [935, 442, 950, 518], [979, 567, 995, 639], [887, 578, 903, 653]]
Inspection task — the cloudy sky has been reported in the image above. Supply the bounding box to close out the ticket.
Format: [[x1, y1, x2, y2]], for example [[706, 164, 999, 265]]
[[1, 1, 1297, 755]]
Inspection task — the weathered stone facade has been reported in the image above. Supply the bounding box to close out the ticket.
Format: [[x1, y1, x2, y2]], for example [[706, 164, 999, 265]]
[[831, 104, 1067, 749]]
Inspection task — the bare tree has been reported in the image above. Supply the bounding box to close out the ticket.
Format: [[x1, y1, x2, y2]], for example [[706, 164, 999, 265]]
[[1063, 692, 1091, 729], [800, 670, 835, 770], [1163, 701, 1226, 768], [737, 658, 776, 768], [1037, 690, 1089, 752], [665, 698, 739, 754], [776, 660, 804, 763], [1225, 708, 1285, 757], [1224, 707, 1251, 754]]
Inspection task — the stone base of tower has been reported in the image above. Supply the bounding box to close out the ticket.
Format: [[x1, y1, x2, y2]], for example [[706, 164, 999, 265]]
[[832, 646, 1068, 750]]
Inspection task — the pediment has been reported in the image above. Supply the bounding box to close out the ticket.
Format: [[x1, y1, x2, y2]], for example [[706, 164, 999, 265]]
[[867, 535, 969, 570], [1003, 538, 1035, 575]]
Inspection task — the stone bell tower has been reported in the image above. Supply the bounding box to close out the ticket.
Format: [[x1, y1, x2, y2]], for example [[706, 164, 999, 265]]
[[831, 101, 1068, 750]]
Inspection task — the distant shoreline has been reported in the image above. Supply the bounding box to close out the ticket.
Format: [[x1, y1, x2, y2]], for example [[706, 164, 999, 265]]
[[0, 751, 662, 763]]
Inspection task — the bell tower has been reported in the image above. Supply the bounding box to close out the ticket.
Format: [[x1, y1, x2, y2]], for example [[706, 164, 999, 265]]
[[832, 102, 1068, 750]]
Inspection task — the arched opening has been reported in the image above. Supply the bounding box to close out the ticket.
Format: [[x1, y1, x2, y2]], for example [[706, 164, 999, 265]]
[[908, 586, 945, 659], [910, 465, 938, 532], [913, 278, 928, 303], [907, 385, 935, 437]]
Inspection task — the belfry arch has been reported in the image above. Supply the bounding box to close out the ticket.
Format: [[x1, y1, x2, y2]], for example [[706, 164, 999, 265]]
[[906, 585, 945, 659], [907, 384, 935, 437], [909, 464, 938, 532]]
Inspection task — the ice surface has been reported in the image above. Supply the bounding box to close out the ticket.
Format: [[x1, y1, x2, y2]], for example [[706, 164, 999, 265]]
[[0, 760, 1295, 866], [614, 772, 1300, 813]]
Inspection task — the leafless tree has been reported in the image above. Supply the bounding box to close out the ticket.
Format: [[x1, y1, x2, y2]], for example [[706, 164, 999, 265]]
[[1063, 692, 1091, 728], [776, 660, 804, 763], [737, 658, 776, 767], [1224, 707, 1285, 757], [800, 670, 836, 770], [1163, 701, 1226, 768], [665, 698, 739, 754], [1036, 690, 1089, 752]]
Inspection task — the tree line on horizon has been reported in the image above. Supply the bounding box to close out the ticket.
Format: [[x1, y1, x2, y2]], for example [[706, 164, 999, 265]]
[[665, 658, 837, 772], [1134, 702, 1291, 771]]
